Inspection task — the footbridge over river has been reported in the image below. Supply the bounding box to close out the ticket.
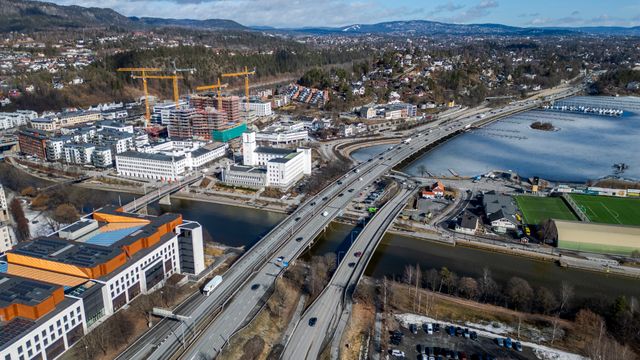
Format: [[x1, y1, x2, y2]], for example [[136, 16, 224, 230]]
[[119, 174, 203, 213]]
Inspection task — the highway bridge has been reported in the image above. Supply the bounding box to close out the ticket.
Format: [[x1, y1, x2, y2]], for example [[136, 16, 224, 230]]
[[283, 186, 415, 359], [116, 84, 583, 360]]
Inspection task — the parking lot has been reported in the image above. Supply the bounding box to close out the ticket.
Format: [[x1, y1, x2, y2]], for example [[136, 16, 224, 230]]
[[388, 322, 540, 359]]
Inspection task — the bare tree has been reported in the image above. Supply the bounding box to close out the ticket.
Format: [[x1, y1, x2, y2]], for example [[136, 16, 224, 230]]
[[413, 263, 422, 311], [458, 277, 479, 300], [533, 286, 558, 315], [506, 277, 533, 311], [477, 267, 498, 303], [9, 198, 30, 241], [559, 281, 574, 313], [425, 268, 440, 291], [402, 265, 414, 285]]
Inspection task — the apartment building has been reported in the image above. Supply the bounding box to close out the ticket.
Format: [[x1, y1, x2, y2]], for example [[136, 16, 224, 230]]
[[17, 129, 48, 159], [0, 110, 37, 130], [0, 223, 12, 253], [58, 111, 102, 128]]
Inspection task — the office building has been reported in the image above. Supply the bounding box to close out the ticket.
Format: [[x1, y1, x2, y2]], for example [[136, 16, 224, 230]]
[[0, 206, 205, 360], [229, 132, 311, 189], [255, 120, 308, 146], [115, 152, 187, 181]]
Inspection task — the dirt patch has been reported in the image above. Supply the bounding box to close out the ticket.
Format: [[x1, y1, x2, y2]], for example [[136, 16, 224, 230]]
[[340, 303, 376, 360]]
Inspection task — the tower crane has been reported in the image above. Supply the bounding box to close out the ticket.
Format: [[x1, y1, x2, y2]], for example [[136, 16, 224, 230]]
[[221, 66, 255, 111], [131, 74, 184, 108], [195, 78, 229, 110], [116, 67, 162, 125]]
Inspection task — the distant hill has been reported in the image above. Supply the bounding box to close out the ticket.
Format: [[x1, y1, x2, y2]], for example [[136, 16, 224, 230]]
[[128, 17, 246, 31], [258, 20, 640, 37], [0, 0, 131, 32], [1, 0, 638, 37], [0, 0, 245, 32]]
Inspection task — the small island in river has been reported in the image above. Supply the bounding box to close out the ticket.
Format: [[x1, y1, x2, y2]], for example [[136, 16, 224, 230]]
[[530, 121, 556, 131]]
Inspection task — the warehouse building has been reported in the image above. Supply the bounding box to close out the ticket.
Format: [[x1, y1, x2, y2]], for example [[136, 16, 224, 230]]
[[552, 220, 640, 256], [0, 206, 205, 360]]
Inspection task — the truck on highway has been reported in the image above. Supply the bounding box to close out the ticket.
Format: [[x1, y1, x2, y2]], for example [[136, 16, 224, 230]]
[[403, 138, 412, 144], [202, 275, 223, 296]]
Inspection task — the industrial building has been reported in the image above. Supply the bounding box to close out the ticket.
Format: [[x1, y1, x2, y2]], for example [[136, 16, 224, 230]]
[[552, 220, 640, 256], [0, 206, 205, 360]]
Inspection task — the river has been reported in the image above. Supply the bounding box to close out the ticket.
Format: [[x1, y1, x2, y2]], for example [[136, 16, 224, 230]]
[[353, 96, 640, 182]]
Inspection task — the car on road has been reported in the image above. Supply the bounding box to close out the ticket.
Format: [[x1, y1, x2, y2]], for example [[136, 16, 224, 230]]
[[322, 196, 328, 201], [379, 157, 384, 160], [308, 317, 317, 326], [276, 256, 284, 263], [338, 193, 344, 197], [354, 251, 362, 257], [390, 349, 405, 357], [251, 284, 260, 290], [348, 188, 354, 192], [310, 201, 316, 206], [337, 181, 343, 185], [514, 341, 523, 352], [294, 217, 301, 221], [348, 262, 356, 267], [295, 237, 303, 242]]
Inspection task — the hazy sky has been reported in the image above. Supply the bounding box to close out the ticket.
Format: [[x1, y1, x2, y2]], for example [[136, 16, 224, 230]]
[[44, 0, 640, 28]]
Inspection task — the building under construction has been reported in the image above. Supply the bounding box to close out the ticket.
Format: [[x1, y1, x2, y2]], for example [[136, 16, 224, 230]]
[[190, 94, 241, 124]]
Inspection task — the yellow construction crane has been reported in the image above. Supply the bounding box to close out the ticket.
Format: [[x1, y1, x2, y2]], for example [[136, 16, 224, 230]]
[[195, 78, 229, 110], [222, 66, 256, 111], [117, 67, 162, 125], [131, 74, 183, 109]]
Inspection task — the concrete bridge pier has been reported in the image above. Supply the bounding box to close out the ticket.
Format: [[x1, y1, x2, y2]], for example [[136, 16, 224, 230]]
[[159, 194, 171, 206]]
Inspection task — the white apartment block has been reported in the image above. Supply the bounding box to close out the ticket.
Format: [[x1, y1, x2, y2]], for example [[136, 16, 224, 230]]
[[0, 223, 13, 253], [242, 101, 273, 116], [91, 147, 113, 168], [63, 143, 95, 165], [0, 110, 37, 130], [116, 151, 187, 181]]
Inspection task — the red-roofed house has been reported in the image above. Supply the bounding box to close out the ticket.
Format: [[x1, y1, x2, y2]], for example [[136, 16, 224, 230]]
[[421, 181, 445, 199]]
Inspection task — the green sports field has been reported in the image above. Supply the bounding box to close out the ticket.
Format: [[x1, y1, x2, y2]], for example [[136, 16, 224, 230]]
[[569, 194, 640, 226], [515, 196, 578, 225]]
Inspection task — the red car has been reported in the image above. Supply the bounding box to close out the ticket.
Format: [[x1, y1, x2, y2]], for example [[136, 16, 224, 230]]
[[354, 251, 362, 257]]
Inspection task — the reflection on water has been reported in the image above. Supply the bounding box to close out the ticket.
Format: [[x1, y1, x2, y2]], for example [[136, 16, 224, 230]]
[[365, 234, 640, 302]]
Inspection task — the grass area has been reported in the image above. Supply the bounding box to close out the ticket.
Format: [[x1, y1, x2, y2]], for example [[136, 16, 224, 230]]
[[569, 194, 640, 226], [340, 303, 376, 360], [515, 196, 578, 225]]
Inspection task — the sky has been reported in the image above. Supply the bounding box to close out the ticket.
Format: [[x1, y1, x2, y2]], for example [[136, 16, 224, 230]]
[[44, 0, 640, 28]]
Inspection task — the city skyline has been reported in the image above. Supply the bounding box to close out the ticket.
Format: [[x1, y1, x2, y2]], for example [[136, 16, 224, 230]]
[[40, 0, 640, 28]]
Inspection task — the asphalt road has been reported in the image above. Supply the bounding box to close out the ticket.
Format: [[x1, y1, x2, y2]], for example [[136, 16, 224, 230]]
[[283, 187, 415, 360], [116, 83, 582, 360]]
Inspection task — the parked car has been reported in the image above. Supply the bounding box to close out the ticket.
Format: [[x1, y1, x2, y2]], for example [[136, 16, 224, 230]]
[[455, 327, 464, 336], [505, 337, 512, 349], [448, 326, 455, 336], [410, 323, 418, 334], [433, 323, 441, 332], [391, 349, 405, 357], [514, 341, 523, 352], [470, 331, 478, 340], [496, 338, 504, 347], [426, 323, 433, 335]]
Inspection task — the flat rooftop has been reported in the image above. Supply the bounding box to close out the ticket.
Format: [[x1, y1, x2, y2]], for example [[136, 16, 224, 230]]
[[10, 237, 123, 269], [0, 273, 60, 310]]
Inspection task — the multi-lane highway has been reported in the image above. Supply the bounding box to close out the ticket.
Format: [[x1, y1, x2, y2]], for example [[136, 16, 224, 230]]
[[283, 186, 415, 359], [116, 82, 583, 360]]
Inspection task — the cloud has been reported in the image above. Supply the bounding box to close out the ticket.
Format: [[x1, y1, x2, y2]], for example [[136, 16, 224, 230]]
[[47, 0, 412, 27], [436, 0, 499, 23], [431, 1, 465, 15], [571, 10, 580, 16]]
